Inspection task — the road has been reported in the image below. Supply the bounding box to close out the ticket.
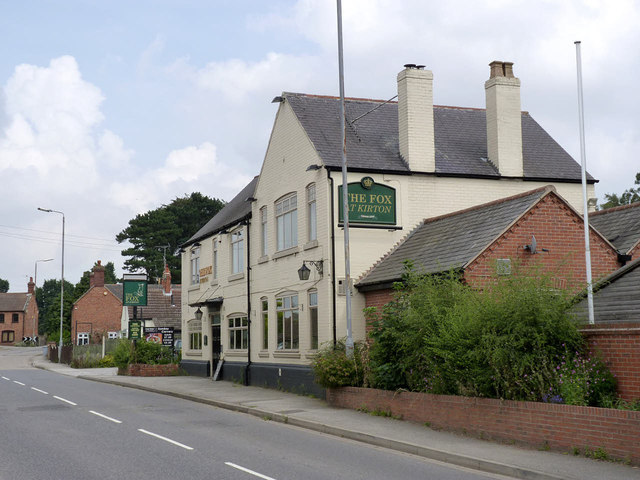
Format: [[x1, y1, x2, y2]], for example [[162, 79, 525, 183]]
[[0, 347, 512, 480]]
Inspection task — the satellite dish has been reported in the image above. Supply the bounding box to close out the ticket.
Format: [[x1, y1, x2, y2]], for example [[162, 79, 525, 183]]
[[524, 235, 537, 254]]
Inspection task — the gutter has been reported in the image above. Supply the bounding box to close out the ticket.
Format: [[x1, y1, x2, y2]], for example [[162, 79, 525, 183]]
[[328, 170, 337, 345], [245, 218, 252, 386]]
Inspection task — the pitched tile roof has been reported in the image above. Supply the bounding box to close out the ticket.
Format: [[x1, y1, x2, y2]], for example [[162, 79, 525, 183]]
[[183, 176, 258, 247], [356, 187, 553, 288], [285, 93, 595, 182], [589, 202, 640, 254], [571, 258, 640, 323], [105, 284, 182, 330], [0, 293, 31, 312]]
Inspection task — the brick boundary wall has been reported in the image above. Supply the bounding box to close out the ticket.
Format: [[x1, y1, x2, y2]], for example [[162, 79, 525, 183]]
[[582, 322, 640, 402], [327, 387, 640, 464], [119, 364, 179, 377]]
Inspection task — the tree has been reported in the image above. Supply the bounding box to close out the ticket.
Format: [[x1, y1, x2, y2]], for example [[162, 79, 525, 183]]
[[116, 193, 225, 282], [600, 172, 640, 209], [36, 279, 74, 336], [73, 261, 119, 302], [0, 278, 8, 293]]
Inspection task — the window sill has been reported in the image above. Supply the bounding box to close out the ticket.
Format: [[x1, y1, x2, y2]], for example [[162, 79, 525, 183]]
[[258, 255, 269, 264], [273, 246, 300, 260], [188, 284, 200, 291], [303, 240, 319, 250], [228, 272, 245, 282], [273, 350, 301, 359], [185, 350, 202, 357], [257, 350, 270, 358]]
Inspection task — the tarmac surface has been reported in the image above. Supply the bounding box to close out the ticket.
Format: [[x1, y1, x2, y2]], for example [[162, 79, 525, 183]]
[[29, 353, 639, 480]]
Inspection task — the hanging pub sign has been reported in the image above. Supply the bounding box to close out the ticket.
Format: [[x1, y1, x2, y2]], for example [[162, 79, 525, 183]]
[[122, 273, 148, 306], [338, 177, 396, 225]]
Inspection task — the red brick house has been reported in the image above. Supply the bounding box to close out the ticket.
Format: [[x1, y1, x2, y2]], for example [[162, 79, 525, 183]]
[[0, 278, 39, 345], [71, 262, 181, 344], [357, 186, 622, 312], [589, 201, 640, 262]]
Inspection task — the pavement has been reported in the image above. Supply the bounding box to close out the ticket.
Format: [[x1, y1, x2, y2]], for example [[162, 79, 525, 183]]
[[31, 355, 639, 480]]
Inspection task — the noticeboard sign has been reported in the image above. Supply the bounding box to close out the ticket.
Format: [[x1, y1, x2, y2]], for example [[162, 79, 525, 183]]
[[144, 327, 174, 348], [128, 320, 142, 340], [338, 177, 396, 225], [123, 280, 148, 306]]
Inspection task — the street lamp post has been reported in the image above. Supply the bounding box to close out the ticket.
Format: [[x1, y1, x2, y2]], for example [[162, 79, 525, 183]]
[[34, 258, 54, 344], [38, 208, 65, 361]]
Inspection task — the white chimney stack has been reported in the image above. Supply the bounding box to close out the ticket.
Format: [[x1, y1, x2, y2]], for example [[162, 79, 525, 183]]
[[397, 64, 435, 172], [485, 61, 523, 177]]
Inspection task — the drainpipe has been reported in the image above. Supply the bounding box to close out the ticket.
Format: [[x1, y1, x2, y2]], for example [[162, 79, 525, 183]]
[[328, 171, 337, 345], [245, 218, 252, 386]]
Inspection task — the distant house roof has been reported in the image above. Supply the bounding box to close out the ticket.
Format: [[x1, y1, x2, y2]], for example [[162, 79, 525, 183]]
[[284, 93, 595, 182], [0, 293, 32, 312], [183, 176, 259, 247], [105, 284, 182, 330], [589, 202, 640, 254], [572, 258, 640, 323], [356, 187, 555, 288]]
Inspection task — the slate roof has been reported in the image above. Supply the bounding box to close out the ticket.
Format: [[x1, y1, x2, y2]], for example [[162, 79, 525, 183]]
[[285, 93, 594, 182], [589, 202, 640, 254], [356, 187, 553, 288], [571, 258, 640, 323], [183, 176, 258, 247], [105, 284, 182, 330], [0, 293, 31, 312]]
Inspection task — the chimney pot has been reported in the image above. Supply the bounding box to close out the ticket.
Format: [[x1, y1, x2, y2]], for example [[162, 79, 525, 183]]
[[90, 260, 106, 288], [28, 277, 35, 294]]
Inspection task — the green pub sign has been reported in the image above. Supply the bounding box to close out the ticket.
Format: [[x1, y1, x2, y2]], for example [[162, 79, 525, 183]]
[[123, 279, 148, 306], [128, 320, 142, 340], [338, 177, 396, 225]]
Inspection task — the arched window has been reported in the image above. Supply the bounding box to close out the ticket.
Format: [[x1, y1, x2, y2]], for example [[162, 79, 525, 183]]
[[276, 193, 297, 251], [307, 184, 316, 242], [309, 290, 318, 350], [276, 292, 299, 350]]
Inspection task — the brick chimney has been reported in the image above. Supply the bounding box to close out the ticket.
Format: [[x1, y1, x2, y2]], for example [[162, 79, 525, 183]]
[[90, 260, 105, 288], [27, 277, 35, 294], [485, 61, 523, 177], [161, 264, 172, 296], [397, 64, 435, 172]]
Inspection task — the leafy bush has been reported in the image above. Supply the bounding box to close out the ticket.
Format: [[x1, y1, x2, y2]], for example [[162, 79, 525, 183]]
[[312, 340, 368, 388], [112, 339, 175, 369], [368, 264, 587, 401]]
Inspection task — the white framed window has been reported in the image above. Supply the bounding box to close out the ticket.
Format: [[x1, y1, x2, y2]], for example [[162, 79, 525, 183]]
[[276, 193, 298, 251], [307, 184, 317, 242], [228, 315, 248, 350], [213, 239, 218, 279], [231, 229, 244, 274], [261, 298, 269, 350], [190, 246, 200, 285], [309, 290, 318, 350], [107, 331, 119, 339], [77, 332, 89, 345], [276, 293, 299, 350], [261, 207, 268, 256], [188, 319, 202, 351]]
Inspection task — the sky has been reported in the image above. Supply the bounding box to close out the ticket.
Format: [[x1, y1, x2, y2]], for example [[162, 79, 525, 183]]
[[1, 0, 638, 292]]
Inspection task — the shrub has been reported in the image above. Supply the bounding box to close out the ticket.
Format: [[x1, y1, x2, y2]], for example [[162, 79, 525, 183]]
[[112, 339, 176, 369], [368, 263, 587, 401], [312, 340, 368, 388]]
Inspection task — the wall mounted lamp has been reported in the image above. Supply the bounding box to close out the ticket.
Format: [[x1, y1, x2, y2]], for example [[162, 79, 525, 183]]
[[298, 260, 323, 281]]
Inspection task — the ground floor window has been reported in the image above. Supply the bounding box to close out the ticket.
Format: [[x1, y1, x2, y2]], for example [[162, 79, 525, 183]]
[[1, 330, 14, 343], [228, 315, 248, 350], [77, 332, 89, 345], [309, 290, 318, 350], [276, 293, 299, 350], [261, 298, 268, 350], [188, 319, 202, 351]]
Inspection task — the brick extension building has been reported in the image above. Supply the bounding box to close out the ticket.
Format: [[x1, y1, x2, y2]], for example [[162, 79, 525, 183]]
[[72, 261, 182, 344], [0, 278, 39, 345], [357, 186, 622, 311]]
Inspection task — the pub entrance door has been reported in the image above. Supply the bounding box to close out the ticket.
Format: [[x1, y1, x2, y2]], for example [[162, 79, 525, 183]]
[[211, 312, 221, 376]]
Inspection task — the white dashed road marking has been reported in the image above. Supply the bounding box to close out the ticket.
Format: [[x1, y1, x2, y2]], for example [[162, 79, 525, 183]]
[[13, 380, 25, 386], [1, 376, 10, 381], [137, 429, 193, 450], [225, 462, 278, 480], [53, 395, 77, 406], [31, 387, 48, 394], [89, 410, 122, 424]]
